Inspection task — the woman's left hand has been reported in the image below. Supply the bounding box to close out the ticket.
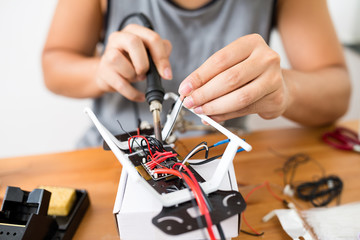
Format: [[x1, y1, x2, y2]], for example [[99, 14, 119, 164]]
[[178, 33, 290, 122]]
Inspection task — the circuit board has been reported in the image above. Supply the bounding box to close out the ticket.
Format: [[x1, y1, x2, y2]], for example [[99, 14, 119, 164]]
[[128, 146, 205, 194]]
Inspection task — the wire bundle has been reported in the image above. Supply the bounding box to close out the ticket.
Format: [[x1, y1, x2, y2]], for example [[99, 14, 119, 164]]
[[296, 175, 343, 207], [146, 151, 177, 170], [274, 152, 325, 188], [184, 139, 245, 166], [274, 151, 343, 207]]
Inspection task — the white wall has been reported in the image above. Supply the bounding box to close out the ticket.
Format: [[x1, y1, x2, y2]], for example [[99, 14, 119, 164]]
[[328, 0, 360, 44], [0, 0, 91, 158], [0, 0, 359, 158]]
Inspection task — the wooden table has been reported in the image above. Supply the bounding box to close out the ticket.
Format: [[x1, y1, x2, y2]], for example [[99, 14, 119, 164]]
[[0, 121, 359, 239]]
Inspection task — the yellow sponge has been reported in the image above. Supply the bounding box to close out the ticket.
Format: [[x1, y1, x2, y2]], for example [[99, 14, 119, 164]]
[[39, 186, 76, 216]]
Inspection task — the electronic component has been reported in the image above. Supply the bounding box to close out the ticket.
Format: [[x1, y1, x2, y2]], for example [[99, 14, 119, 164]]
[[126, 144, 204, 193], [85, 96, 251, 207]]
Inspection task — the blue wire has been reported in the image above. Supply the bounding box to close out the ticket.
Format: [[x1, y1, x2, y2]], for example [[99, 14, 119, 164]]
[[213, 139, 230, 147], [213, 139, 246, 154], [237, 148, 245, 153]]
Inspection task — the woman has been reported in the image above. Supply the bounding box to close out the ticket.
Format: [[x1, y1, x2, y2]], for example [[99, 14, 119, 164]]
[[42, 0, 350, 147]]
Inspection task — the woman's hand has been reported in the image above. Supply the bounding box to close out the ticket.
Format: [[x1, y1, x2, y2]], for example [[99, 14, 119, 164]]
[[96, 24, 173, 101], [178, 33, 289, 122]]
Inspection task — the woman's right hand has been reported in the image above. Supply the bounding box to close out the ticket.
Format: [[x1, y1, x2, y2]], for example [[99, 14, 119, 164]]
[[95, 24, 173, 101]]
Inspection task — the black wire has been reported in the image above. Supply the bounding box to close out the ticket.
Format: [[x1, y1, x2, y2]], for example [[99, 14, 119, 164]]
[[117, 120, 147, 156], [216, 223, 226, 240], [272, 151, 325, 187], [178, 172, 205, 234], [272, 150, 342, 207], [175, 165, 225, 240], [146, 136, 166, 153], [132, 102, 141, 129], [296, 175, 343, 207], [199, 188, 225, 240], [187, 140, 244, 166], [240, 229, 264, 237], [188, 140, 230, 160], [199, 190, 225, 240], [182, 141, 208, 161], [117, 120, 132, 139], [189, 154, 222, 166], [283, 153, 311, 187], [190, 144, 214, 159]]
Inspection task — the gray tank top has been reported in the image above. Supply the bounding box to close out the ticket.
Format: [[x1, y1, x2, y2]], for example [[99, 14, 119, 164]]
[[79, 0, 276, 147]]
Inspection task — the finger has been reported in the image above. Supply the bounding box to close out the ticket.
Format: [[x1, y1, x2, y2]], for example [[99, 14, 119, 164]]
[[101, 68, 145, 102], [183, 54, 266, 109], [163, 39, 172, 58], [210, 88, 286, 122], [179, 34, 265, 96], [162, 39, 173, 79], [108, 31, 149, 77], [192, 72, 273, 116], [209, 104, 258, 122], [123, 24, 173, 79], [201, 119, 210, 125], [103, 48, 137, 81]]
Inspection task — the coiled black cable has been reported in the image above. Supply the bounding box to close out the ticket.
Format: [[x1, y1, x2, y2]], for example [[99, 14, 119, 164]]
[[296, 175, 343, 207]]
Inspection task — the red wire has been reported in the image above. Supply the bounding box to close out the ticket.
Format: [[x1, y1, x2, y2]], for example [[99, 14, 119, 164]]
[[172, 163, 201, 194], [145, 154, 169, 170], [241, 213, 262, 235], [154, 169, 216, 240], [152, 151, 175, 161], [172, 162, 217, 238], [244, 182, 267, 202], [148, 154, 178, 169], [147, 152, 177, 169], [127, 135, 153, 157], [242, 181, 284, 236], [172, 163, 205, 213], [265, 181, 283, 202], [127, 138, 132, 153]]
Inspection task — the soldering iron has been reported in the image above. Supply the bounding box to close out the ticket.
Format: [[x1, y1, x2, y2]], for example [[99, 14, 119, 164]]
[[145, 51, 165, 141], [118, 13, 165, 141]]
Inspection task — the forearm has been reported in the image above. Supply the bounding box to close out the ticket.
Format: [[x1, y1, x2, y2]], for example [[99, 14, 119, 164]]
[[283, 66, 351, 126], [42, 50, 103, 98]]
